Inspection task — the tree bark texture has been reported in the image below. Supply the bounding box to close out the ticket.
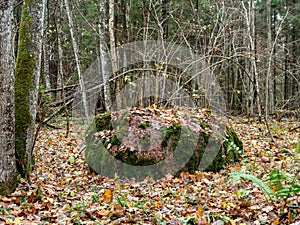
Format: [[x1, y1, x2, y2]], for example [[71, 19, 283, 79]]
[[0, 0, 18, 195], [15, 0, 45, 179], [99, 0, 112, 111], [109, 0, 121, 110], [64, 0, 90, 121]]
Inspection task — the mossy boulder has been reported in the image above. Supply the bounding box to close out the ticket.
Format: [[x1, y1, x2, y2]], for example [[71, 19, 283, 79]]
[[85, 108, 243, 180]]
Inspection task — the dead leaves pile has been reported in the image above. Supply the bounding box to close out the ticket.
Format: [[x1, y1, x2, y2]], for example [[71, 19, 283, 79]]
[[0, 116, 299, 224]]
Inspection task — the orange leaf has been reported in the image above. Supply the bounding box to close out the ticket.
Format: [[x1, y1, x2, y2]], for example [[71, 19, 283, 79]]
[[154, 201, 163, 207], [196, 171, 204, 178], [103, 189, 113, 203], [197, 205, 203, 216], [46, 140, 53, 145]]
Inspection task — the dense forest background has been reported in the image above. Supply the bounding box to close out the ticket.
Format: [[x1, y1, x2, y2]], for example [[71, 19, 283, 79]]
[[32, 0, 300, 114]]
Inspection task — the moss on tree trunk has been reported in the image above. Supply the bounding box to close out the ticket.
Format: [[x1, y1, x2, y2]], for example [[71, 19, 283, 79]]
[[0, 177, 18, 196], [14, 1, 35, 178]]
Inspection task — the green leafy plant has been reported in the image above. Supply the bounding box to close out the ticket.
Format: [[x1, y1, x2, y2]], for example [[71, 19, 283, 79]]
[[179, 216, 196, 224], [91, 194, 99, 203], [230, 169, 300, 200], [268, 169, 300, 199], [235, 189, 249, 199], [296, 139, 300, 155], [20, 196, 28, 204], [0, 205, 5, 213], [225, 140, 242, 156], [115, 194, 128, 207], [229, 171, 274, 199]]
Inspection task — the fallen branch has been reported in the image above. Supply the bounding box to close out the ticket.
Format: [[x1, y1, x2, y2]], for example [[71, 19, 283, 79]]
[[48, 92, 78, 107], [43, 99, 74, 124], [44, 84, 78, 93], [290, 126, 300, 132]]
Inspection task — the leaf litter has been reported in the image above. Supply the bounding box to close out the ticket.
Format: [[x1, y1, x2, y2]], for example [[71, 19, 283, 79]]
[[0, 114, 299, 225]]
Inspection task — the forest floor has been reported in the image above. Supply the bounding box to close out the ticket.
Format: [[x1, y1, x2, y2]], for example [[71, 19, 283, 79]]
[[0, 115, 299, 225]]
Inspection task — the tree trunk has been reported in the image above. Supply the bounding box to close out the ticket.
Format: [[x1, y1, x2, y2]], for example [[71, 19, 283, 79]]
[[291, 11, 299, 109], [56, 0, 69, 137], [99, 0, 112, 111], [43, 1, 51, 91], [54, 0, 64, 101], [109, 0, 121, 110], [15, 0, 46, 179], [265, 0, 274, 116], [284, 35, 289, 105], [241, 0, 261, 118], [161, 0, 168, 40], [0, 0, 18, 195], [272, 8, 277, 107], [64, 0, 90, 121]]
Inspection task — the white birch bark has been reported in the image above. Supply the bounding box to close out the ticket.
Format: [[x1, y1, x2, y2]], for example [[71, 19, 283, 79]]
[[109, 0, 121, 110], [43, 41, 51, 91], [56, 1, 64, 101], [265, 0, 274, 116], [43, 4, 51, 91], [64, 0, 90, 121], [99, 0, 112, 111], [242, 0, 261, 117]]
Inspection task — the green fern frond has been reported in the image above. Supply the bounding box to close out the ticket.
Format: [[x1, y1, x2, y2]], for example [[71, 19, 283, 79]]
[[229, 171, 275, 199]]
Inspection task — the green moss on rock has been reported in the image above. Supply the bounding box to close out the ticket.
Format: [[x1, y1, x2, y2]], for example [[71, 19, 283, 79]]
[[138, 121, 150, 129], [94, 112, 112, 131], [110, 135, 121, 146], [161, 123, 181, 147], [85, 110, 243, 179]]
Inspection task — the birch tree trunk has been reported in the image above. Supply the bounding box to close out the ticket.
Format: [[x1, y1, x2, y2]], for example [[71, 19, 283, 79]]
[[99, 0, 112, 111], [241, 0, 261, 118], [55, 0, 64, 101], [0, 0, 18, 195], [56, 0, 70, 136], [15, 0, 46, 179], [64, 0, 90, 121], [265, 0, 274, 116], [109, 0, 121, 110], [43, 2, 51, 91]]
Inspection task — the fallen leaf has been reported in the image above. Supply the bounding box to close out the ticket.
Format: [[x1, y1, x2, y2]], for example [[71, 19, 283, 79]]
[[197, 205, 203, 216], [103, 189, 113, 203]]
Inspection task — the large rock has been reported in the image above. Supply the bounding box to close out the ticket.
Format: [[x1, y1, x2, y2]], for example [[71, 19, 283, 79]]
[[85, 107, 243, 180]]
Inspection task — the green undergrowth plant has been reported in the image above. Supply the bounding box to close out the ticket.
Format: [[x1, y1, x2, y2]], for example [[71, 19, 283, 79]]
[[267, 169, 300, 199], [230, 170, 300, 200], [230, 171, 275, 199], [296, 139, 300, 157]]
